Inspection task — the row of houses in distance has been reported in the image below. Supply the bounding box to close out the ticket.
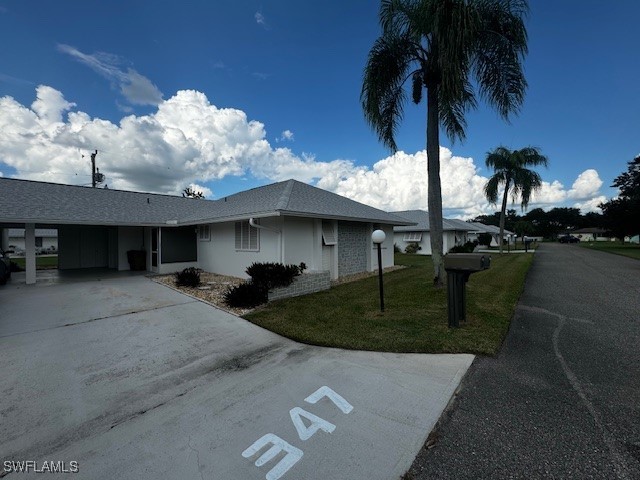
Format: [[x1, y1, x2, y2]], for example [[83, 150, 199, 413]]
[[392, 210, 512, 254]]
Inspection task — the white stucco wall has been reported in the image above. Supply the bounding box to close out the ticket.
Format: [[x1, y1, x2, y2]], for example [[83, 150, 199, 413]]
[[371, 224, 395, 270], [196, 217, 396, 279], [283, 217, 318, 269], [394, 231, 432, 254], [394, 231, 467, 255], [157, 261, 199, 275], [8, 229, 58, 251], [197, 217, 283, 278]]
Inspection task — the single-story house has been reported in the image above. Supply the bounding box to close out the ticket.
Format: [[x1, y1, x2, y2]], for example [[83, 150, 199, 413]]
[[0, 177, 413, 284], [467, 222, 515, 247], [392, 210, 476, 254], [568, 227, 614, 242], [6, 228, 58, 254]]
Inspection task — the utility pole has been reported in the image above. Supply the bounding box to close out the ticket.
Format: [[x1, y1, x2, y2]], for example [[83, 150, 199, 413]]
[[91, 150, 98, 187]]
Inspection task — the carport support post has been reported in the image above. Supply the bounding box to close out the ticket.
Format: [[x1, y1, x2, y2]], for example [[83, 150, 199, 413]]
[[25, 223, 36, 284]]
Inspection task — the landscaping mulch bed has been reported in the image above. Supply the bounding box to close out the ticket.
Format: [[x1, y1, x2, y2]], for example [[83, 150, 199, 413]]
[[153, 272, 252, 316]]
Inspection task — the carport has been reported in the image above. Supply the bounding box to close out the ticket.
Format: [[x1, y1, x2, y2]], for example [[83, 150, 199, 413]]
[[0, 178, 207, 284]]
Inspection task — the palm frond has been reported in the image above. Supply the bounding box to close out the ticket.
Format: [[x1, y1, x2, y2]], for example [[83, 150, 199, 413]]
[[484, 173, 504, 204], [361, 34, 415, 151], [472, 0, 528, 119]]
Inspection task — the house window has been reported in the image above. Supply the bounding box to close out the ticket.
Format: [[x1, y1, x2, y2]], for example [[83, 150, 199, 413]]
[[235, 220, 259, 251], [403, 232, 422, 242], [35, 237, 43, 247], [198, 224, 211, 242], [322, 221, 336, 245]]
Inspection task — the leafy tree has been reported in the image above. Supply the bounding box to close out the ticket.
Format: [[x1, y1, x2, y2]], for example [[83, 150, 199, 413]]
[[484, 146, 548, 253], [600, 156, 640, 241], [513, 220, 534, 237], [546, 207, 582, 236], [580, 211, 605, 229], [477, 232, 492, 247], [362, 0, 529, 285], [182, 186, 205, 199]]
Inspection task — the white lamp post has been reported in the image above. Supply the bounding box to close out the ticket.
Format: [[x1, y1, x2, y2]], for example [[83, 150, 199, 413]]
[[372, 229, 386, 312]]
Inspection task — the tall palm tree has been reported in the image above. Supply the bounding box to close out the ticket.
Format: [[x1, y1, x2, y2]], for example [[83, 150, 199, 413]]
[[362, 0, 529, 286], [484, 146, 548, 253]]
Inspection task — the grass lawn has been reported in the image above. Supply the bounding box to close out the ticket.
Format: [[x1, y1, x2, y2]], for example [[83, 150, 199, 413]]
[[579, 241, 640, 260], [245, 253, 533, 355], [11, 255, 59, 270]]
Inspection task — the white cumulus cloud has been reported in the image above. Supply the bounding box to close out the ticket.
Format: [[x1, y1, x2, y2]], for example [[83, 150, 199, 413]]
[[567, 169, 603, 199], [188, 183, 213, 198], [0, 85, 607, 218], [277, 129, 294, 142], [573, 196, 606, 213]]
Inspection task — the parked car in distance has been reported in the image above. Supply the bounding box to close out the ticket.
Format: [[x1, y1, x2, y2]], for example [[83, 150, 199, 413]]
[[559, 235, 580, 244], [0, 248, 11, 285]]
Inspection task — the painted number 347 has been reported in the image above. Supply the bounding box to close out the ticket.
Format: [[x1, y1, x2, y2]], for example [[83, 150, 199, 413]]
[[242, 386, 353, 480]]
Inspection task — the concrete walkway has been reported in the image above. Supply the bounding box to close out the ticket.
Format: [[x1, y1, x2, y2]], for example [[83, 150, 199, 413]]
[[0, 274, 473, 480], [407, 243, 640, 479]]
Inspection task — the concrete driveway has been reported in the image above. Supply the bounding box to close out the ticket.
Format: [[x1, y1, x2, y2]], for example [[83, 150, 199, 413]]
[[0, 274, 473, 480]]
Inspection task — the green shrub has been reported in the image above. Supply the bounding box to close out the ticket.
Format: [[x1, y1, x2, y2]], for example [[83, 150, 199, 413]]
[[224, 282, 267, 308], [394, 243, 401, 253], [225, 262, 306, 308], [174, 267, 201, 287], [477, 233, 493, 247], [449, 241, 478, 253], [245, 262, 306, 290], [405, 243, 421, 254]]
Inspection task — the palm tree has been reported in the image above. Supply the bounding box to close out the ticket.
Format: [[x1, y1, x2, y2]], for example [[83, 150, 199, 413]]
[[484, 146, 548, 253], [362, 0, 529, 286]]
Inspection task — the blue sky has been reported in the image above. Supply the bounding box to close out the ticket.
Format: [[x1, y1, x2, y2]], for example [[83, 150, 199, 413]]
[[0, 0, 638, 218]]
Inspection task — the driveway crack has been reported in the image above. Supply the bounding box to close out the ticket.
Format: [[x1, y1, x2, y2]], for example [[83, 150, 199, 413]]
[[188, 434, 205, 480]]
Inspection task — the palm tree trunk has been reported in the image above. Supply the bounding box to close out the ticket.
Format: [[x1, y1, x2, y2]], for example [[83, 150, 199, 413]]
[[498, 179, 510, 254], [426, 85, 444, 286]]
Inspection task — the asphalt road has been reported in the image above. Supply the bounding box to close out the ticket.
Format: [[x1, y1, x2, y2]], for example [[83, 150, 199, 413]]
[[407, 243, 640, 479]]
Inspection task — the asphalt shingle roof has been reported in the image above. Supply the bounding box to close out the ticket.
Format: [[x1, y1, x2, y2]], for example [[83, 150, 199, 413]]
[[468, 222, 514, 236], [0, 178, 412, 227], [392, 210, 476, 233]]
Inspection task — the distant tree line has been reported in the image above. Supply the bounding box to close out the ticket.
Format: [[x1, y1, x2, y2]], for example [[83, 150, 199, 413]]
[[599, 156, 639, 242], [472, 155, 640, 242], [471, 207, 605, 240]]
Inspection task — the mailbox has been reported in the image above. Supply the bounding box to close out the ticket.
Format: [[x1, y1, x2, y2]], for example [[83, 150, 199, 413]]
[[443, 253, 491, 328], [443, 253, 490, 272]]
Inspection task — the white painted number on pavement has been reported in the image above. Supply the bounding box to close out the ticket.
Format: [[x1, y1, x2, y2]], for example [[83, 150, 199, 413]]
[[289, 407, 336, 441], [242, 434, 303, 480], [305, 385, 354, 414], [242, 386, 353, 479]]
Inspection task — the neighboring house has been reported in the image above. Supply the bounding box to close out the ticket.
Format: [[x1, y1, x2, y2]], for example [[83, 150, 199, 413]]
[[0, 178, 412, 284], [392, 210, 475, 254], [467, 222, 515, 247], [569, 227, 613, 242], [7, 228, 58, 253]]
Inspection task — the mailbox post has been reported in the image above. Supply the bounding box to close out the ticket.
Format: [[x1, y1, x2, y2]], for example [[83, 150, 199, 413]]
[[443, 253, 491, 328]]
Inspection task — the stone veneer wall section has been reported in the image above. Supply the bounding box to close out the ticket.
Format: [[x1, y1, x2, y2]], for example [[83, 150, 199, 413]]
[[268, 271, 331, 302], [337, 221, 368, 277]]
